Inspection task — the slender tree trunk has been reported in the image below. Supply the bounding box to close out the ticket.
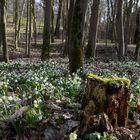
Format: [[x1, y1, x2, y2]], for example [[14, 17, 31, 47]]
[[17, 0, 26, 47], [124, 0, 133, 55], [85, 0, 100, 58], [31, 0, 37, 48], [55, 0, 63, 38], [110, 0, 117, 43], [63, 0, 74, 56], [41, 0, 51, 60], [14, 0, 19, 49], [116, 0, 125, 60], [28, 0, 32, 58], [129, 0, 139, 44], [106, 0, 110, 47], [25, 0, 29, 54], [69, 0, 88, 73], [0, 0, 9, 62], [134, 8, 140, 61], [62, 0, 66, 42], [0, 24, 1, 51], [51, 0, 55, 43]]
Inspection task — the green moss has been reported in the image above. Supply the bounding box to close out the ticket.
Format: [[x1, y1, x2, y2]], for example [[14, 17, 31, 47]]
[[88, 74, 131, 88]]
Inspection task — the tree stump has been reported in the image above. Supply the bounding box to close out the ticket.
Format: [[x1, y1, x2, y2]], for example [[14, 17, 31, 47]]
[[78, 74, 131, 138]]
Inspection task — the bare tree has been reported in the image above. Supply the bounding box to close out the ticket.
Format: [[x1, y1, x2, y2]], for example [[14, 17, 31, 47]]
[[69, 0, 88, 73], [25, 0, 29, 54], [116, 0, 125, 60], [51, 0, 55, 43], [41, 0, 51, 60], [55, 0, 63, 38], [31, 0, 37, 48], [14, 0, 19, 49], [85, 0, 100, 58], [124, 0, 133, 55], [28, 0, 32, 58], [63, 0, 75, 56], [0, 0, 9, 62]]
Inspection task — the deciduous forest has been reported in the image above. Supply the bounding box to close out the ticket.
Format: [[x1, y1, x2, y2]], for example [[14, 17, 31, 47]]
[[0, 0, 140, 139]]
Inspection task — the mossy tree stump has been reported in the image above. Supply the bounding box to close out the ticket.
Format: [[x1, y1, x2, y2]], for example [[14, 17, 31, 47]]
[[78, 74, 131, 138]]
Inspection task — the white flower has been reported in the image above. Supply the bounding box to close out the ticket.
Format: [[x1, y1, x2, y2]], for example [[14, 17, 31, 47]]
[[28, 96, 32, 99], [69, 131, 77, 140], [8, 96, 13, 101], [23, 94, 26, 98], [0, 98, 3, 103], [38, 99, 42, 103], [2, 96, 7, 100], [0, 81, 3, 87], [34, 100, 38, 108]]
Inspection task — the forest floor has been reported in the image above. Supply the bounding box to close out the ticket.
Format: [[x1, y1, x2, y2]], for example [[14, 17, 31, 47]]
[[0, 39, 140, 140], [0, 40, 136, 62]]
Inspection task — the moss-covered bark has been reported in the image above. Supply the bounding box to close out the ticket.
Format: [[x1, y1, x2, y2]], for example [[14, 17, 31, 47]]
[[0, 0, 9, 62], [78, 74, 130, 138], [41, 0, 51, 60], [69, 0, 88, 73]]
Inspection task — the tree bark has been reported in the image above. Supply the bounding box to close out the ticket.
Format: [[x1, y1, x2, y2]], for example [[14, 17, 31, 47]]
[[41, 0, 51, 60], [78, 74, 130, 138], [51, 0, 55, 43], [85, 0, 100, 58], [31, 0, 37, 48], [14, 0, 19, 49], [28, 0, 32, 58], [116, 0, 125, 60], [110, 0, 117, 43], [69, 0, 88, 73], [134, 8, 140, 61], [0, 0, 9, 62], [63, 0, 75, 56], [124, 0, 133, 55], [55, 0, 63, 38], [25, 0, 29, 55], [17, 0, 26, 48]]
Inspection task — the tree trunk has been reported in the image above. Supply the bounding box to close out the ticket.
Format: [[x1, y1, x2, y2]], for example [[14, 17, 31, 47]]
[[0, 0, 9, 62], [55, 0, 63, 38], [41, 0, 51, 60], [17, 0, 26, 48], [0, 23, 1, 51], [129, 0, 139, 44], [124, 0, 133, 55], [63, 0, 74, 56], [31, 0, 37, 48], [62, 0, 67, 42], [14, 0, 19, 49], [25, 0, 29, 54], [110, 0, 117, 43], [78, 74, 130, 138], [28, 0, 32, 58], [134, 8, 140, 61], [69, 0, 88, 73], [116, 0, 125, 60], [85, 0, 100, 58], [51, 0, 55, 43]]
